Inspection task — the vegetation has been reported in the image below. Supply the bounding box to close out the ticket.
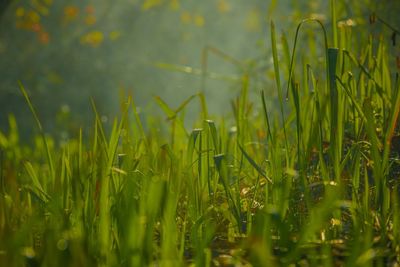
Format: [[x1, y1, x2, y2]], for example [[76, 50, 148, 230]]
[[1, 1, 400, 266], [0, 0, 270, 135]]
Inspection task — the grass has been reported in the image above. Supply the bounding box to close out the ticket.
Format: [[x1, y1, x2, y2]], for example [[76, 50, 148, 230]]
[[1, 4, 400, 266]]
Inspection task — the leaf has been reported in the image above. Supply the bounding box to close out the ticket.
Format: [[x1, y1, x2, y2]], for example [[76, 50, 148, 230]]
[[24, 162, 50, 202]]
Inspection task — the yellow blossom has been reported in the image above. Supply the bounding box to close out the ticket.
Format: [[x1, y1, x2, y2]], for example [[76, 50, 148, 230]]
[[80, 31, 104, 47], [194, 14, 205, 27], [15, 7, 25, 17]]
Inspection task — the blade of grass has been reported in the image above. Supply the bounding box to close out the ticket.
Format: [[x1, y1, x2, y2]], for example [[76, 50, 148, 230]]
[[19, 82, 55, 183]]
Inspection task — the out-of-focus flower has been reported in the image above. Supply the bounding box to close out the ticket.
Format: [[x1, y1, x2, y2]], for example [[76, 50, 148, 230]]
[[217, 0, 231, 14], [15, 7, 25, 17], [194, 14, 205, 27], [142, 0, 163, 11], [31, 23, 41, 32], [64, 6, 79, 21], [15, 8, 44, 31], [85, 5, 95, 14], [80, 31, 104, 47], [27, 10, 40, 23]]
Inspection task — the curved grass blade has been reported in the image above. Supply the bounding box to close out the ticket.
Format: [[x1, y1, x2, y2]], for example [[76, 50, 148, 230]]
[[19, 82, 55, 182], [238, 144, 272, 184]]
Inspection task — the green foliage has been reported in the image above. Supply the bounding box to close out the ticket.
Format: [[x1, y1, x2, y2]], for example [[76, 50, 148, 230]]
[[1, 2, 400, 266]]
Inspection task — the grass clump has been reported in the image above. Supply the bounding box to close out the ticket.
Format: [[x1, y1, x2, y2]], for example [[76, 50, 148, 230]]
[[1, 5, 400, 267]]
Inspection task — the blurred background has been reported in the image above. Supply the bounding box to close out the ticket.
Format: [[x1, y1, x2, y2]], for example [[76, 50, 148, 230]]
[[0, 0, 398, 140]]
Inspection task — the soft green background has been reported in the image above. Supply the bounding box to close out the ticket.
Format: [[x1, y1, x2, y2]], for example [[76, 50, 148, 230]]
[[0, 0, 396, 136]]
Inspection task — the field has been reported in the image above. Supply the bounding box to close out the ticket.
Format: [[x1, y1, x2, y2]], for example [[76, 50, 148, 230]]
[[1, 1, 400, 266]]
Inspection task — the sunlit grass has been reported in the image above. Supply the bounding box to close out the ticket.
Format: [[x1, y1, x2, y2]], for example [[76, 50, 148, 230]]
[[1, 3, 400, 266]]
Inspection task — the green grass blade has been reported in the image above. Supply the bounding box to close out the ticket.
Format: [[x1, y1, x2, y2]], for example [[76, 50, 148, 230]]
[[19, 82, 55, 182]]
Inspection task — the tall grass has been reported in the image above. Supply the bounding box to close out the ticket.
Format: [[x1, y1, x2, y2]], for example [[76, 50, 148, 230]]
[[0, 5, 400, 267]]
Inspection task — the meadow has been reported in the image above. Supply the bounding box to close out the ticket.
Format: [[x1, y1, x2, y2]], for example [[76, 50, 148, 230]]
[[1, 2, 400, 266]]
